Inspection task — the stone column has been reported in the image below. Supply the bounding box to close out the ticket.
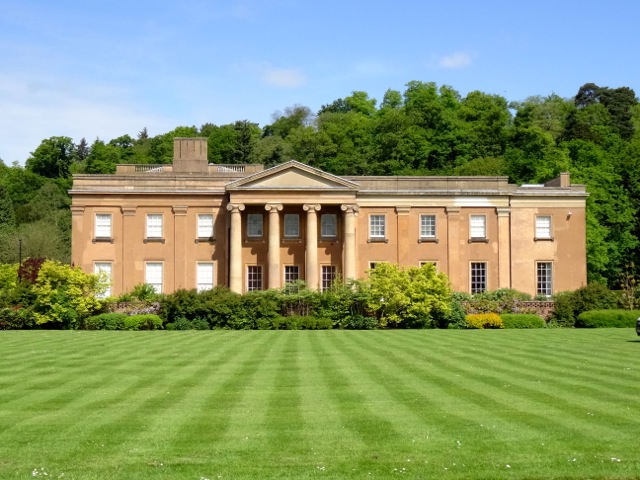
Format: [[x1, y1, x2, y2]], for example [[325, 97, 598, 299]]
[[70, 205, 85, 268], [121, 206, 137, 293], [497, 207, 512, 289], [226, 203, 245, 293], [446, 207, 461, 289], [395, 206, 411, 266], [341, 204, 359, 282], [173, 206, 188, 291], [265, 203, 283, 289], [303, 203, 321, 290]]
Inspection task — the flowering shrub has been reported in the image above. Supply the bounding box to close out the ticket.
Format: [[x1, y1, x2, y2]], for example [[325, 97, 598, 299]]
[[465, 313, 504, 329]]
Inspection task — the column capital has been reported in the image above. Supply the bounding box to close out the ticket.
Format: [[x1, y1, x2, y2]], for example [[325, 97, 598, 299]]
[[340, 204, 359, 214], [496, 207, 511, 217], [395, 206, 411, 215], [303, 203, 321, 212], [265, 203, 283, 212], [70, 205, 85, 216], [226, 203, 245, 213], [172, 205, 188, 215], [121, 206, 137, 216], [446, 207, 460, 216]]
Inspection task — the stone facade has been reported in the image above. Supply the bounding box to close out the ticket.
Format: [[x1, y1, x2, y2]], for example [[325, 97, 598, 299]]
[[70, 138, 588, 297]]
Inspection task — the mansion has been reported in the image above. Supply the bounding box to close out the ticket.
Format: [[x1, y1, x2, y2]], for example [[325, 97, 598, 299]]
[[70, 137, 588, 297]]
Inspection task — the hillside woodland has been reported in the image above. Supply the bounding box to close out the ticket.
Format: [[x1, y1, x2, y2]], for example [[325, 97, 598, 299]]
[[1, 81, 639, 288]]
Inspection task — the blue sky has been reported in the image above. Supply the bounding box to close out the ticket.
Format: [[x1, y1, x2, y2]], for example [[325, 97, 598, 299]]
[[1, 0, 638, 165]]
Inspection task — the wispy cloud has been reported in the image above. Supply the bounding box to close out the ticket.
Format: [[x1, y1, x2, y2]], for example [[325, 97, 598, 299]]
[[438, 52, 473, 69], [236, 62, 307, 88]]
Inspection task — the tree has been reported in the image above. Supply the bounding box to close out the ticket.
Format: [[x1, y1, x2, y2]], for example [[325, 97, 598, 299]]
[[0, 185, 16, 230], [75, 138, 90, 163], [26, 136, 75, 178]]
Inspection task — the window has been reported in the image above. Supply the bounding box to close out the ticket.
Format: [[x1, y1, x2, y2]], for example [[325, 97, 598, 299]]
[[247, 213, 263, 238], [146, 214, 163, 239], [369, 262, 379, 270], [321, 214, 337, 238], [247, 265, 263, 291], [535, 215, 552, 239], [369, 215, 386, 239], [470, 262, 487, 294], [197, 262, 214, 292], [284, 265, 299, 284], [95, 214, 112, 239], [197, 214, 214, 239], [537, 262, 553, 296], [321, 265, 337, 291], [284, 214, 300, 238], [470, 215, 486, 239], [419, 261, 437, 270], [94, 262, 112, 298], [145, 262, 163, 294], [420, 214, 436, 239]]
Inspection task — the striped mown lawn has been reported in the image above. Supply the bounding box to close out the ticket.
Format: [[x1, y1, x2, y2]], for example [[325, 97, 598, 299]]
[[1, 329, 639, 479]]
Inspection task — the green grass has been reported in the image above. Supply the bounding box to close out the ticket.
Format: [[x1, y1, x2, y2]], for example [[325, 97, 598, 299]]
[[1, 330, 640, 479]]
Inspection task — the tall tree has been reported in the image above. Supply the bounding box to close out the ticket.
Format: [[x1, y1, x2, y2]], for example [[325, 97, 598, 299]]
[[26, 136, 75, 178]]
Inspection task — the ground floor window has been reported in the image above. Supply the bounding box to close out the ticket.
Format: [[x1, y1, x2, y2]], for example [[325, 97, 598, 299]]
[[197, 262, 214, 292], [284, 265, 300, 284], [94, 262, 112, 298], [145, 262, 163, 294], [470, 262, 487, 294], [321, 265, 337, 291], [536, 262, 553, 296], [247, 265, 263, 291]]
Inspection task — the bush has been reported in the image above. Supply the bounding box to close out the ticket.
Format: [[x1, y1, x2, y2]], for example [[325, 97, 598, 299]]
[[165, 317, 210, 330], [0, 307, 35, 330], [123, 314, 163, 330], [82, 313, 127, 330], [575, 310, 640, 328], [465, 313, 504, 329], [500, 313, 546, 329], [552, 283, 618, 327]]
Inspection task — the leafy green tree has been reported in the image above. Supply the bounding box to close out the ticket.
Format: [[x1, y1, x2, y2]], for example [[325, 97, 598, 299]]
[[26, 136, 75, 178], [364, 262, 452, 328], [0, 185, 16, 230]]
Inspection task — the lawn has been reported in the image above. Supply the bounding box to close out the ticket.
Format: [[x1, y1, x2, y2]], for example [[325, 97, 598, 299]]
[[1, 329, 639, 479]]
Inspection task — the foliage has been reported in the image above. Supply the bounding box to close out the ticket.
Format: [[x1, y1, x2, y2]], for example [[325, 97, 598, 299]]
[[277, 280, 321, 317], [465, 313, 504, 329], [117, 283, 161, 302], [270, 315, 333, 330], [30, 260, 106, 328], [81, 313, 127, 330], [364, 262, 452, 328], [165, 317, 210, 330], [0, 307, 35, 330], [618, 262, 640, 310], [551, 283, 618, 327], [123, 314, 163, 330], [464, 288, 532, 315], [500, 313, 546, 329], [575, 309, 640, 328], [440, 292, 471, 329]]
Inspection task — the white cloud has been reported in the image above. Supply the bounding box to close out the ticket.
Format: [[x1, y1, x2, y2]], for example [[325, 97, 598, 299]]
[[438, 52, 473, 69], [235, 62, 307, 88]]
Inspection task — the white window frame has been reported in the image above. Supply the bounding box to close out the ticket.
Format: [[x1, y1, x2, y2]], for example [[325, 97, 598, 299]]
[[247, 213, 263, 238], [94, 262, 112, 298], [95, 213, 112, 239], [535, 215, 552, 240], [470, 215, 487, 239], [470, 262, 487, 294], [321, 265, 337, 291], [284, 265, 300, 284], [197, 214, 215, 239], [247, 265, 263, 291], [146, 214, 163, 239], [420, 214, 436, 239], [145, 262, 163, 294], [321, 214, 337, 238], [369, 214, 386, 239], [536, 261, 553, 296], [196, 262, 214, 292], [284, 214, 300, 238]]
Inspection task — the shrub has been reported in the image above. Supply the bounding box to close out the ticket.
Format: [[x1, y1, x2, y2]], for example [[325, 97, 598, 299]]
[[123, 314, 163, 330], [165, 317, 210, 330], [552, 283, 618, 327], [438, 292, 469, 329], [82, 313, 127, 330], [500, 313, 546, 329], [465, 313, 504, 329], [575, 310, 640, 328], [0, 307, 35, 330]]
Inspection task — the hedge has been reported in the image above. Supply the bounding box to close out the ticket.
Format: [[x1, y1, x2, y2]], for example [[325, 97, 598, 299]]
[[500, 313, 546, 329], [465, 313, 503, 329], [575, 310, 640, 328]]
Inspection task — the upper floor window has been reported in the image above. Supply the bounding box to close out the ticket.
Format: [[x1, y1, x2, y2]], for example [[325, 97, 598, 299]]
[[95, 214, 112, 239], [469, 215, 486, 240], [369, 214, 386, 240], [535, 215, 552, 240], [284, 214, 300, 238], [197, 214, 214, 239], [321, 214, 337, 238], [146, 214, 163, 239], [420, 214, 436, 239], [247, 213, 263, 238], [94, 262, 112, 298]]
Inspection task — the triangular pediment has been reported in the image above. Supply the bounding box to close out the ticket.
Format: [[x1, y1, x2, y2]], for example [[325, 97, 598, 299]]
[[226, 161, 359, 191]]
